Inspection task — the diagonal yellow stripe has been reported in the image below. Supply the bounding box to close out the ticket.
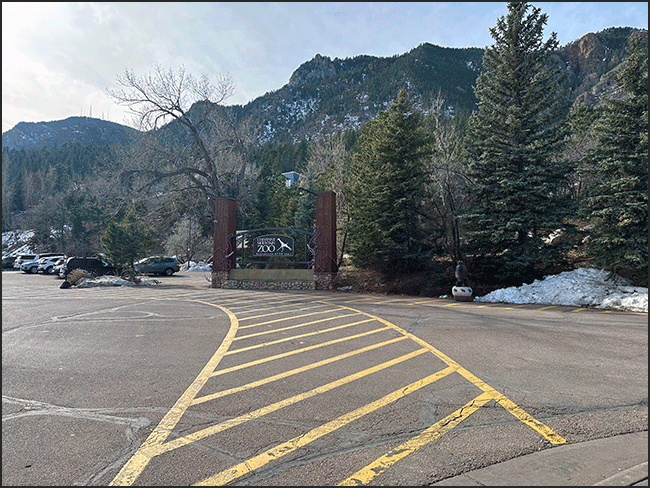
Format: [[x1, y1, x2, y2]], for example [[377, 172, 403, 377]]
[[210, 325, 391, 377], [236, 308, 350, 329], [225, 319, 375, 354], [338, 392, 493, 485], [234, 312, 360, 339], [327, 302, 567, 445], [155, 348, 430, 455], [193, 366, 457, 486], [237, 303, 332, 323], [193, 336, 408, 405]]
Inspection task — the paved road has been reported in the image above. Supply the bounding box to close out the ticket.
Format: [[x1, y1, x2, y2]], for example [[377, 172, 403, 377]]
[[2, 271, 647, 485]]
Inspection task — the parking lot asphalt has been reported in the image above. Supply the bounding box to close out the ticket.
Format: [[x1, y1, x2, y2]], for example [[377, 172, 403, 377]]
[[3, 270, 647, 486]]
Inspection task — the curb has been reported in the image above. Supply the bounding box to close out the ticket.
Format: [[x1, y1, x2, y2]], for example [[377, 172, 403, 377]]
[[593, 462, 648, 486], [431, 431, 648, 486]]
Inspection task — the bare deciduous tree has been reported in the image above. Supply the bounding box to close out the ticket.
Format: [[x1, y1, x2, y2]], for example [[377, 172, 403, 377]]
[[305, 132, 350, 267], [108, 65, 257, 204], [423, 93, 471, 262]]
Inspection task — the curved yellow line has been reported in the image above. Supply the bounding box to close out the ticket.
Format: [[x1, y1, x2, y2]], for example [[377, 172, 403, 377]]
[[109, 301, 238, 486], [324, 302, 566, 445]]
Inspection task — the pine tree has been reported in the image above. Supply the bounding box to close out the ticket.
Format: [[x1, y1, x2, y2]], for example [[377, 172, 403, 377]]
[[580, 34, 648, 285], [347, 89, 431, 275], [460, 2, 573, 285], [101, 212, 157, 276]]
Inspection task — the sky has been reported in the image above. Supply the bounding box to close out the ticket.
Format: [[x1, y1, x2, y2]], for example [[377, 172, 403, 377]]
[[2, 2, 648, 133]]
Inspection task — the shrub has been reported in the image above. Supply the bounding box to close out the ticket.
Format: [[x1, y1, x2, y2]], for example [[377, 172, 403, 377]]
[[67, 268, 93, 285]]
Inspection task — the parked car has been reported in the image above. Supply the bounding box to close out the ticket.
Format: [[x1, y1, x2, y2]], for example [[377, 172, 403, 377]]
[[61, 256, 118, 279], [21, 258, 44, 274], [20, 254, 64, 274], [51, 258, 67, 278], [13, 253, 38, 270], [134, 256, 181, 276], [37, 255, 67, 274], [2, 255, 17, 269], [14, 253, 61, 271]]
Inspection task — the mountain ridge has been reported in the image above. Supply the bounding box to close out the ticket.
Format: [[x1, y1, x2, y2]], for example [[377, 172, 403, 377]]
[[2, 27, 645, 151], [2, 116, 140, 151]]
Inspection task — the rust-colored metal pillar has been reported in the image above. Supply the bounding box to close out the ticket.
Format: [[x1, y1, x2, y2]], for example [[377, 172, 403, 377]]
[[314, 191, 337, 289], [212, 197, 237, 288]]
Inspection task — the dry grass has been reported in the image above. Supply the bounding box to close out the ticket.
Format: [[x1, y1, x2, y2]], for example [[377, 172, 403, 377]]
[[66, 269, 94, 285]]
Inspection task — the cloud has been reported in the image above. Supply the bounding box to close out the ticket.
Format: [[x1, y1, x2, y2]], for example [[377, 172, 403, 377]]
[[2, 2, 648, 132]]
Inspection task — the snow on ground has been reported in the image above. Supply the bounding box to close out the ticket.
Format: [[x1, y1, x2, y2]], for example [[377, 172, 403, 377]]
[[74, 276, 161, 288], [59, 266, 650, 313], [181, 260, 212, 272], [70, 260, 212, 288], [474, 268, 648, 313], [2, 230, 35, 256], [3, 231, 647, 313]]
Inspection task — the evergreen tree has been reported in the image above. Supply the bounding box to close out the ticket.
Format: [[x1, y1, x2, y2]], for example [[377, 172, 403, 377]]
[[347, 89, 431, 275], [101, 212, 157, 276], [293, 184, 316, 232], [460, 2, 572, 285], [580, 34, 648, 285]]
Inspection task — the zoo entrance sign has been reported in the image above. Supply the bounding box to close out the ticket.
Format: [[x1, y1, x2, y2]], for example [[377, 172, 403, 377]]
[[253, 235, 294, 257]]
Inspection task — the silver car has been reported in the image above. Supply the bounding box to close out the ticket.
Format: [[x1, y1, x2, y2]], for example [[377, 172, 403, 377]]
[[37, 256, 67, 274]]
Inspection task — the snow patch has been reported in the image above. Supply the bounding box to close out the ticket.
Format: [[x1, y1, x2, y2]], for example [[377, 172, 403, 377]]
[[476, 268, 647, 313], [3, 231, 647, 312]]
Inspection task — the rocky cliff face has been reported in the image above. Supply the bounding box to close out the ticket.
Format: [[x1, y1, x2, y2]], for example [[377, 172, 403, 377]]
[[289, 54, 337, 86], [560, 28, 647, 109], [563, 33, 607, 76]]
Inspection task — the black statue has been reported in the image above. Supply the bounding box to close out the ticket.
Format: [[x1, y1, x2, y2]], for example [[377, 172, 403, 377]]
[[455, 261, 468, 286]]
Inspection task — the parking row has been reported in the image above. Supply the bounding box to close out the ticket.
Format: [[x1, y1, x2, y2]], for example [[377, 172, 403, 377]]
[[2, 253, 183, 278]]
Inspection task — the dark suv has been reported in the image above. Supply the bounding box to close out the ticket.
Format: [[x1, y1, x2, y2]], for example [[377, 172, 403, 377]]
[[62, 256, 118, 278]]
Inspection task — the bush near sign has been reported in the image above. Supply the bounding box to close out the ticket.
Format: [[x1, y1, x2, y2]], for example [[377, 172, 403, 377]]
[[253, 235, 295, 257]]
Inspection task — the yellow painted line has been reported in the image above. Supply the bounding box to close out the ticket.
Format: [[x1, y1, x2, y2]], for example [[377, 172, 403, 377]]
[[342, 297, 378, 304], [225, 319, 376, 355], [193, 365, 457, 486], [338, 391, 493, 485], [571, 308, 586, 313], [536, 305, 558, 311], [368, 298, 411, 305], [237, 303, 331, 321], [238, 308, 349, 329], [193, 336, 409, 405], [417, 301, 451, 307], [325, 302, 567, 446], [147, 348, 430, 456], [211, 326, 393, 377], [449, 366, 566, 445], [409, 299, 438, 305], [235, 312, 361, 338], [490, 391, 567, 445], [109, 300, 239, 486], [225, 299, 309, 314]]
